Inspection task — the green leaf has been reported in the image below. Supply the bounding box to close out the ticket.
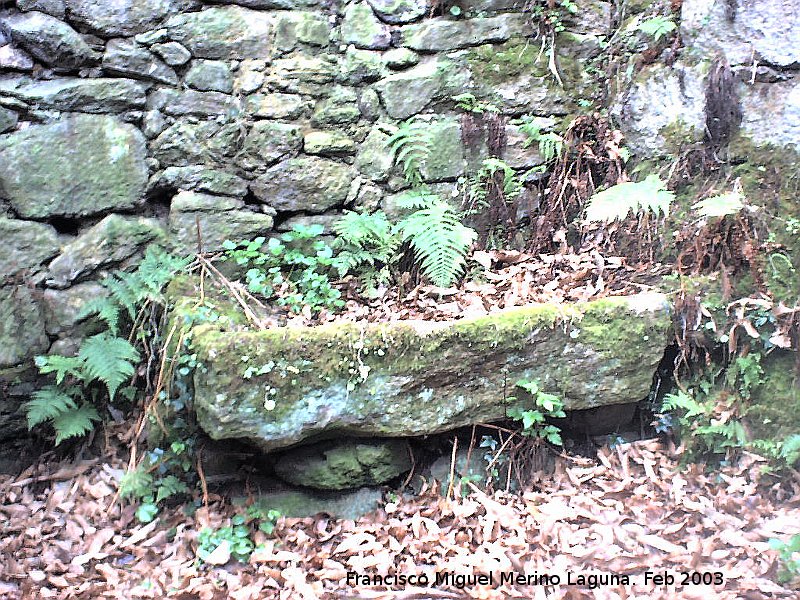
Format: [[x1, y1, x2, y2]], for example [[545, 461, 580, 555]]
[[136, 502, 159, 523], [51, 403, 101, 445], [398, 198, 477, 287], [79, 333, 140, 401], [24, 385, 78, 429], [388, 119, 434, 187], [636, 16, 676, 41]]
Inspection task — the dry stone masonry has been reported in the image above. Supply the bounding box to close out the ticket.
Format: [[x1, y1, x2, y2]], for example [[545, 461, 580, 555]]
[[0, 0, 798, 460], [0, 0, 609, 405]]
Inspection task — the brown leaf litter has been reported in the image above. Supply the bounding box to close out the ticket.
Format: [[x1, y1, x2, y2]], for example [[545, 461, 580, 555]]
[[1, 438, 799, 599]]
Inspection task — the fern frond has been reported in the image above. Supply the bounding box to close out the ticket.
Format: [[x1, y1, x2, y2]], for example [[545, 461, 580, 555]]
[[52, 403, 101, 445], [135, 246, 193, 295], [584, 174, 674, 223], [393, 189, 439, 211], [537, 132, 564, 162], [692, 191, 745, 218], [34, 354, 83, 385], [78, 296, 121, 335], [78, 333, 140, 401], [333, 211, 394, 250], [470, 158, 522, 205], [102, 273, 141, 322], [155, 474, 190, 503], [387, 120, 434, 187], [332, 211, 400, 278], [398, 200, 477, 287], [24, 385, 78, 429], [83, 246, 192, 333], [517, 116, 564, 162]]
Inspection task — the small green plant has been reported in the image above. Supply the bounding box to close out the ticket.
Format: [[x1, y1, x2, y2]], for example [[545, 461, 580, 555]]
[[332, 211, 400, 290], [751, 434, 800, 472], [508, 379, 566, 445], [394, 191, 477, 287], [224, 224, 344, 314], [518, 116, 565, 163], [197, 519, 254, 564], [479, 434, 509, 483], [360, 122, 478, 289], [635, 16, 677, 42], [660, 354, 764, 461], [452, 93, 499, 114], [119, 440, 194, 523], [528, 0, 578, 34], [27, 332, 140, 444], [769, 534, 800, 584], [26, 247, 190, 445], [80, 246, 192, 336], [584, 174, 675, 223], [334, 196, 476, 289], [661, 389, 749, 458], [196, 507, 281, 564]]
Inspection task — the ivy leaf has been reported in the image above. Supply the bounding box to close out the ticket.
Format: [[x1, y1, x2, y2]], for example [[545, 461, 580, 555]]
[[136, 502, 159, 523]]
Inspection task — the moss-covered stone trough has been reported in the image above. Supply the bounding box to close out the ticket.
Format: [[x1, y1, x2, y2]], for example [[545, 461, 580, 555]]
[[181, 292, 673, 452]]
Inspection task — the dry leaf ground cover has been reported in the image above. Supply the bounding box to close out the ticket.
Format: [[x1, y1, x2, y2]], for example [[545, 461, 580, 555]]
[[2, 438, 799, 599]]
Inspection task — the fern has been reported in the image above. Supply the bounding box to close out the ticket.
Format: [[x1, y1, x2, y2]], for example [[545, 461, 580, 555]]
[[693, 190, 745, 218], [518, 116, 564, 163], [332, 211, 400, 282], [52, 403, 101, 445], [24, 386, 78, 429], [79, 246, 192, 334], [119, 466, 155, 499], [387, 119, 434, 187], [34, 354, 83, 385], [398, 197, 477, 287], [780, 434, 800, 466], [79, 333, 140, 401], [470, 158, 522, 206], [393, 189, 441, 211], [584, 174, 674, 222], [155, 474, 190, 503], [28, 247, 188, 445]]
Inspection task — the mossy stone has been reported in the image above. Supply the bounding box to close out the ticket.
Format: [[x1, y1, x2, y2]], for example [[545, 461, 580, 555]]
[[747, 351, 800, 439], [0, 114, 147, 219], [187, 293, 672, 451], [273, 439, 411, 490]]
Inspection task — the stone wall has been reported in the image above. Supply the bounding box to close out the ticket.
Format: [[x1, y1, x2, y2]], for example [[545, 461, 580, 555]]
[[0, 0, 610, 438], [611, 0, 800, 157], [1, 0, 798, 442]]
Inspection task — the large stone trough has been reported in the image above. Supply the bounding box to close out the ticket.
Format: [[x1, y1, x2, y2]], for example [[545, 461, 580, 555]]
[[182, 292, 672, 452]]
